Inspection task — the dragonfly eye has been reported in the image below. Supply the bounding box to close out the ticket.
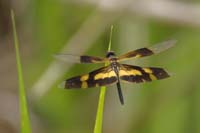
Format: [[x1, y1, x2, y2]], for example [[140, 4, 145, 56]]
[[106, 51, 116, 58]]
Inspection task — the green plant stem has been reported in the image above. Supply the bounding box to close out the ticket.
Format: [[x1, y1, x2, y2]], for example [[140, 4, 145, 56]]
[[11, 10, 32, 133], [94, 25, 113, 133]]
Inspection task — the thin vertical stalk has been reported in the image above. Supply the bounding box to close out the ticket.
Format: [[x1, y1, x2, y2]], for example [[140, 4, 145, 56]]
[[11, 10, 32, 133], [94, 25, 113, 133]]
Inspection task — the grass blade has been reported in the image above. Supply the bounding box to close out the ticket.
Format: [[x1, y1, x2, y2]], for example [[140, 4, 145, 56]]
[[94, 25, 113, 133], [11, 10, 32, 133]]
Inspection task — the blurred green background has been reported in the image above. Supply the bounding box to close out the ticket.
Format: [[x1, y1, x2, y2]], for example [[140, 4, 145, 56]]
[[1, 0, 200, 133]]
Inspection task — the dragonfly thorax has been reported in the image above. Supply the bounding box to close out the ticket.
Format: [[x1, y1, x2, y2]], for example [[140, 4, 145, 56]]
[[110, 61, 120, 76], [107, 51, 119, 68]]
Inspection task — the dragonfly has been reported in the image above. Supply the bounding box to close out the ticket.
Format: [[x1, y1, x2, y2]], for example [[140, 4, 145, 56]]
[[55, 40, 176, 105]]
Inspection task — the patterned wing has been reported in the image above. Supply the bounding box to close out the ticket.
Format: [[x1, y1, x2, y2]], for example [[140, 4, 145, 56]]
[[60, 65, 117, 89], [54, 54, 108, 64], [118, 40, 176, 61], [119, 64, 170, 83]]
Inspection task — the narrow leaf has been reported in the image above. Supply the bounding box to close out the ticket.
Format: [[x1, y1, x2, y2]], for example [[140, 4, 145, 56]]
[[94, 25, 113, 133], [11, 10, 32, 133]]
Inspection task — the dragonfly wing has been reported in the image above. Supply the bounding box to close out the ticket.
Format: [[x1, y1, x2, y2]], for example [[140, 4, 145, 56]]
[[118, 40, 176, 61], [60, 65, 118, 89], [119, 64, 170, 83], [54, 54, 108, 64]]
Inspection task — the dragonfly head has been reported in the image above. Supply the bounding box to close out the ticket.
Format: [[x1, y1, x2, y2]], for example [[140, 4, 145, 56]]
[[106, 51, 116, 58]]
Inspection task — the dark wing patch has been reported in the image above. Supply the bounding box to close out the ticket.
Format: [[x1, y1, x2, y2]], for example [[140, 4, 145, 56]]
[[118, 48, 154, 60], [54, 54, 107, 64], [119, 64, 170, 83], [80, 55, 107, 63], [118, 40, 176, 61], [61, 65, 117, 89]]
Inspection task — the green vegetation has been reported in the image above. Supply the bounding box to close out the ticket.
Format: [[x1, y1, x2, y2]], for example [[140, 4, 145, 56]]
[[94, 25, 113, 133], [11, 10, 32, 133], [6, 1, 200, 133]]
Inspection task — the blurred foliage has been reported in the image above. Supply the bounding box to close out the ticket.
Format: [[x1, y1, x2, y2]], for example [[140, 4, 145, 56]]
[[2, 0, 200, 133]]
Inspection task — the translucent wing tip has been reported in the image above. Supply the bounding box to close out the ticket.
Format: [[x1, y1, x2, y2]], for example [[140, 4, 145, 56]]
[[165, 39, 177, 47], [168, 71, 175, 77], [53, 54, 67, 60], [150, 39, 177, 54], [53, 54, 80, 63], [58, 81, 66, 89]]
